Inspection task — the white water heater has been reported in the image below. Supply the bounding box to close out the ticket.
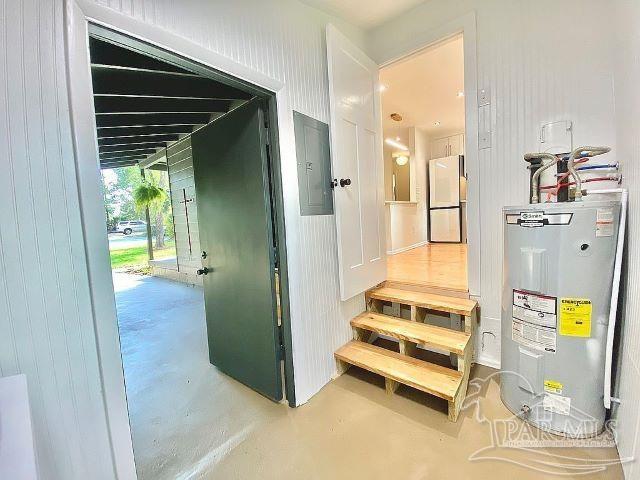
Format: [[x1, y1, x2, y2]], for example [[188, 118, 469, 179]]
[[501, 200, 621, 437]]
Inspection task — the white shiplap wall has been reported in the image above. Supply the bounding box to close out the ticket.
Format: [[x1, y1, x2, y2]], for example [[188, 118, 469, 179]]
[[2, 0, 367, 478], [0, 0, 118, 478], [166, 137, 203, 280], [368, 0, 619, 367], [612, 0, 640, 478]]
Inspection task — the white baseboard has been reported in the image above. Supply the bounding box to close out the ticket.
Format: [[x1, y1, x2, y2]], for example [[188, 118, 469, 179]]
[[476, 354, 500, 370], [387, 240, 428, 256]]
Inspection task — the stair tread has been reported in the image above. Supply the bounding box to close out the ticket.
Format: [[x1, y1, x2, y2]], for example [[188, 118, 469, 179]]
[[351, 311, 470, 355], [335, 340, 463, 401], [367, 286, 477, 316]]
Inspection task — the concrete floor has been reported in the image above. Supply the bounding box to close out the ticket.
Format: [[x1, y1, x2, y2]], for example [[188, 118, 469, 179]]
[[114, 273, 623, 480]]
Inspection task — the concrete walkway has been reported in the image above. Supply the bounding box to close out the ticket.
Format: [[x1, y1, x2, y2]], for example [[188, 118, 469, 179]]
[[113, 273, 283, 480], [114, 273, 623, 480]]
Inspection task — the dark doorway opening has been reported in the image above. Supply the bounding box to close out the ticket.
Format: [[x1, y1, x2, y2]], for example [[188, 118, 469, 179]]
[[88, 24, 294, 479]]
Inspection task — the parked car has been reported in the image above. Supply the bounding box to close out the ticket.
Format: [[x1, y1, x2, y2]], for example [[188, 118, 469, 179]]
[[115, 220, 147, 235]]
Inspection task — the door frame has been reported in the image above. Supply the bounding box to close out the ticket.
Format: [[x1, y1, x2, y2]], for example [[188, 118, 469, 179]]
[[376, 12, 481, 298], [64, 1, 296, 477]]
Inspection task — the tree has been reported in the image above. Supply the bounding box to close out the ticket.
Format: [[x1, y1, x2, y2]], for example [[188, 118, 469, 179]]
[[101, 166, 143, 223], [133, 181, 167, 248]]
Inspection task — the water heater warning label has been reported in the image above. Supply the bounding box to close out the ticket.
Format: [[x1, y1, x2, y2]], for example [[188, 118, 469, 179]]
[[543, 393, 571, 415], [596, 208, 615, 237], [512, 289, 557, 354]]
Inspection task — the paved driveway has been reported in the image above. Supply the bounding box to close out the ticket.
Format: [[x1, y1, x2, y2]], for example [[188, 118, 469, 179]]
[[108, 232, 148, 250]]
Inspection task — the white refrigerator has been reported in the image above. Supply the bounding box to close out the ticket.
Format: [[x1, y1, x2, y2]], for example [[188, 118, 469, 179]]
[[428, 155, 463, 242]]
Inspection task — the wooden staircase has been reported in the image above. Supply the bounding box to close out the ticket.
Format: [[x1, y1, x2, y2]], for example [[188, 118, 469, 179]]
[[334, 285, 478, 421]]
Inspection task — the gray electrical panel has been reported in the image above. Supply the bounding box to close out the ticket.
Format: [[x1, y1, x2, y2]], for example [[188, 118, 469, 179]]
[[293, 111, 333, 216]]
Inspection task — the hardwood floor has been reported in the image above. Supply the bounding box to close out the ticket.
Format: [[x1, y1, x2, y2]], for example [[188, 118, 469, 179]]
[[386, 244, 468, 293]]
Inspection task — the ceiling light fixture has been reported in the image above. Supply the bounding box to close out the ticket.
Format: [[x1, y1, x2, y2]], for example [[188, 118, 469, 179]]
[[390, 113, 403, 122], [434, 121, 441, 127], [395, 155, 409, 166], [385, 138, 409, 150], [379, 84, 388, 92], [457, 90, 464, 97]]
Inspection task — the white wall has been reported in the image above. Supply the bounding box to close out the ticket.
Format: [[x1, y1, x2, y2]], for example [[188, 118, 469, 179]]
[[385, 127, 429, 254], [1, 0, 367, 478], [165, 137, 203, 285], [386, 204, 425, 254], [414, 127, 430, 243], [368, 0, 618, 367], [611, 0, 640, 477], [0, 1, 121, 478]]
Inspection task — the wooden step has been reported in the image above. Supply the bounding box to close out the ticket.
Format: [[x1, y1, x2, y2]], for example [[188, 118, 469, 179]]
[[334, 340, 462, 402], [367, 286, 477, 317], [351, 311, 470, 355]]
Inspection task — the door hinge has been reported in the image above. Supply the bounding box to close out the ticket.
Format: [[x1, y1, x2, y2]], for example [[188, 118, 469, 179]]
[[263, 116, 270, 145], [273, 246, 279, 269], [277, 325, 286, 359]]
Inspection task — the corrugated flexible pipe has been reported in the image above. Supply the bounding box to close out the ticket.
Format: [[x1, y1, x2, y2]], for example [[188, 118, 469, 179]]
[[567, 146, 611, 201], [526, 152, 558, 203]]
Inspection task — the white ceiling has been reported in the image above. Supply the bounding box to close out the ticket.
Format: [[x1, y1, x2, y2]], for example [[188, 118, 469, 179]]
[[300, 0, 426, 28], [381, 35, 465, 137]]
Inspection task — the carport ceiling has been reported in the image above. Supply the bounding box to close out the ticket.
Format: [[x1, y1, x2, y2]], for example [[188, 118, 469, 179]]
[[89, 37, 253, 169]]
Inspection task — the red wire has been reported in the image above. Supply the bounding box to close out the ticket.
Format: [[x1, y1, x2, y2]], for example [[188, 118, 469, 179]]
[[548, 158, 589, 194], [540, 176, 615, 191], [542, 158, 590, 201]]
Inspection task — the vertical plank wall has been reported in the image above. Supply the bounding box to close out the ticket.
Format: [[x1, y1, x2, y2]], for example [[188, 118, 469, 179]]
[[1, 0, 368, 477], [612, 0, 640, 477], [166, 137, 202, 284], [368, 0, 619, 368], [0, 0, 118, 478]]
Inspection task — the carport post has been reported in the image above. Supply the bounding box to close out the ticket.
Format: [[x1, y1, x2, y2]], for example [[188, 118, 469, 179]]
[[140, 167, 154, 261]]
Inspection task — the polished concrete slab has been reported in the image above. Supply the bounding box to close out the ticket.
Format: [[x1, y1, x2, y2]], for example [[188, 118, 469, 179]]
[[115, 273, 623, 480], [114, 273, 283, 480]]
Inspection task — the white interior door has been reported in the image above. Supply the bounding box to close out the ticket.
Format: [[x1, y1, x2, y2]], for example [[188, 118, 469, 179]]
[[326, 25, 386, 300]]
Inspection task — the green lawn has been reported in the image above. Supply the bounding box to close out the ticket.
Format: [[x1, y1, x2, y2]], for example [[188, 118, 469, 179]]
[[110, 243, 176, 269]]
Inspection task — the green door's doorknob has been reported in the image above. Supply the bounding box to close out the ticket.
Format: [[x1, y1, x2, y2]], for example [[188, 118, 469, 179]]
[[339, 178, 351, 187]]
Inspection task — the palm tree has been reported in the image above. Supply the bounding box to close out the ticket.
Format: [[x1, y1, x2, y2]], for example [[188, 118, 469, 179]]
[[133, 181, 167, 248]]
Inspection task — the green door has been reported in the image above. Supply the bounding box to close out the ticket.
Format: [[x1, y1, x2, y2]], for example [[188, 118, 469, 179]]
[[191, 99, 282, 401]]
